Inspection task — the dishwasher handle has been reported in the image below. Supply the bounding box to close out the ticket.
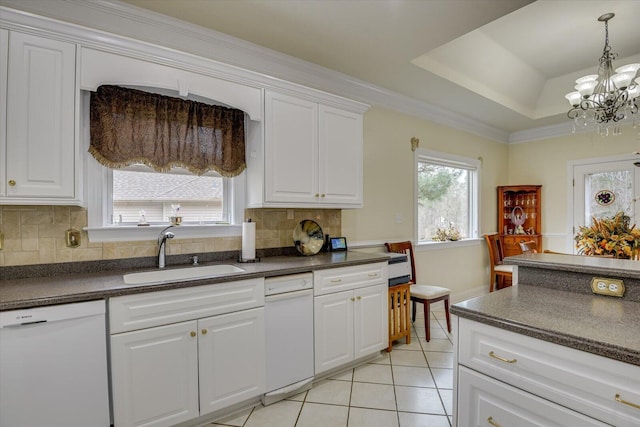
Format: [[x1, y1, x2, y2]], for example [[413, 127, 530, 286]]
[[265, 289, 313, 303]]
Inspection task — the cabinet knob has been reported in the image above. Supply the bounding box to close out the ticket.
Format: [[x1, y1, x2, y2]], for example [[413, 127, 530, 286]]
[[350, 297, 355, 302], [201, 329, 208, 335], [315, 193, 319, 198], [190, 331, 197, 337], [320, 194, 325, 198], [356, 296, 362, 300], [8, 180, 16, 186]]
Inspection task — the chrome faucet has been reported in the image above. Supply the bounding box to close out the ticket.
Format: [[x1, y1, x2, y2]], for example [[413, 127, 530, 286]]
[[157, 226, 175, 268]]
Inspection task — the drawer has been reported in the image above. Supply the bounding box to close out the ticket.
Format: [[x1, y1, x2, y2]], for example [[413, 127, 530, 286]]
[[109, 278, 264, 334], [314, 262, 387, 296], [459, 318, 640, 426], [502, 235, 540, 257], [458, 366, 609, 427]]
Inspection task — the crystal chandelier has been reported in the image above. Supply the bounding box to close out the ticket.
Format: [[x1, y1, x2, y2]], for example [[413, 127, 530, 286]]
[[565, 13, 639, 136]]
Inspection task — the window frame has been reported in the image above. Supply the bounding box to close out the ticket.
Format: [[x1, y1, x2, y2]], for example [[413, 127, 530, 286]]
[[414, 148, 480, 246], [82, 92, 244, 243]]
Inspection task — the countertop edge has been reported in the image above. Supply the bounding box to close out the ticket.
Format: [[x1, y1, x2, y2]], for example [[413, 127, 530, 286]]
[[450, 305, 640, 367], [0, 253, 391, 311]]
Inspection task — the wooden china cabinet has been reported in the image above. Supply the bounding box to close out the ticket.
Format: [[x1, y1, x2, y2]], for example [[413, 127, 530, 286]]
[[497, 185, 542, 257]]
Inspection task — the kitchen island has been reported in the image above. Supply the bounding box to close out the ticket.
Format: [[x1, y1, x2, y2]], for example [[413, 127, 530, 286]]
[[451, 253, 640, 427]]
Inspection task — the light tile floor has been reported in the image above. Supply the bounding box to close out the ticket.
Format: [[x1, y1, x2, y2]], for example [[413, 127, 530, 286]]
[[209, 308, 454, 427]]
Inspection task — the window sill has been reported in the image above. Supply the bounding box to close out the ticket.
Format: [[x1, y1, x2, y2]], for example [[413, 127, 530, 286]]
[[415, 238, 483, 251], [85, 224, 242, 243]]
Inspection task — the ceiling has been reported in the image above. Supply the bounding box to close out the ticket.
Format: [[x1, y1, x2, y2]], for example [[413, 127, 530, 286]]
[[111, 1, 640, 136]]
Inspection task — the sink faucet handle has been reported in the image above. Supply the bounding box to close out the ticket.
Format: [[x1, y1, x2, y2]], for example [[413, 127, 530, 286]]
[[190, 255, 199, 266]]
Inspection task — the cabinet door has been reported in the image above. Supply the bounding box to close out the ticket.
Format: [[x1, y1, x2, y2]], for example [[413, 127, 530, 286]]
[[318, 105, 363, 206], [314, 290, 355, 374], [354, 284, 387, 359], [111, 321, 199, 427], [0, 29, 7, 198], [264, 91, 318, 203], [198, 308, 265, 415], [458, 366, 609, 427], [6, 32, 76, 199]]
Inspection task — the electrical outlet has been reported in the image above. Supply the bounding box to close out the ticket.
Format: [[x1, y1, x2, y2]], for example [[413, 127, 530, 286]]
[[591, 277, 625, 297]]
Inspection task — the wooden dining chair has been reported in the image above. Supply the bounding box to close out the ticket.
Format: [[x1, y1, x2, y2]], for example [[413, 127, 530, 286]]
[[518, 240, 538, 254], [484, 234, 514, 292], [385, 241, 452, 342]]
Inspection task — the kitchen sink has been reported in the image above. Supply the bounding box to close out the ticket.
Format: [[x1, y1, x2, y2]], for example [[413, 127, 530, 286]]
[[123, 265, 245, 285]]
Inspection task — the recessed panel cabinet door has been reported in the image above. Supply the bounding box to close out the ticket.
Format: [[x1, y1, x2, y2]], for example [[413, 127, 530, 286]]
[[314, 290, 355, 374], [318, 105, 363, 206], [264, 91, 318, 203], [6, 32, 76, 199], [110, 321, 199, 427], [198, 308, 266, 415], [354, 283, 387, 359], [0, 29, 7, 198]]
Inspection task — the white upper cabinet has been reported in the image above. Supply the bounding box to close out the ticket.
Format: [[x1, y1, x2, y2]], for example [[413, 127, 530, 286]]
[[2, 31, 80, 204], [264, 91, 319, 204], [318, 105, 363, 205], [250, 90, 364, 208], [0, 29, 7, 199]]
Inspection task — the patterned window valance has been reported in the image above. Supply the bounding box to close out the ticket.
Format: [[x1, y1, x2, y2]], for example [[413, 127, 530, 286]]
[[89, 85, 246, 177]]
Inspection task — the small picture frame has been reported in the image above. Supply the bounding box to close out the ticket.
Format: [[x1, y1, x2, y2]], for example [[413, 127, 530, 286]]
[[329, 236, 348, 252]]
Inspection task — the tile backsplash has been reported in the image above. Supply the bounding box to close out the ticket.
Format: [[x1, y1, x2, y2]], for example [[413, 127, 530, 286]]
[[0, 205, 341, 266]]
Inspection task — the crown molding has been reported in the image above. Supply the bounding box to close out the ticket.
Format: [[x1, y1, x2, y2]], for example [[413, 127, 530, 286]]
[[1, 0, 517, 142], [508, 121, 576, 144]]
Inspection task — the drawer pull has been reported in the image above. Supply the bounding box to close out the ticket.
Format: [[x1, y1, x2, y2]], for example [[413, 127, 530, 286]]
[[368, 273, 378, 277], [615, 394, 640, 410], [489, 351, 517, 364], [331, 279, 343, 283], [487, 416, 501, 427]]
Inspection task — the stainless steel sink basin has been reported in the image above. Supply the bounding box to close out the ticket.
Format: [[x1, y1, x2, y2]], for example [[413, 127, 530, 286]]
[[123, 265, 245, 285]]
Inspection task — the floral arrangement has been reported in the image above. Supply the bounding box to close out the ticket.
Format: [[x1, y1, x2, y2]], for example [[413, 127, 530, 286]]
[[574, 212, 640, 259], [432, 223, 462, 242]]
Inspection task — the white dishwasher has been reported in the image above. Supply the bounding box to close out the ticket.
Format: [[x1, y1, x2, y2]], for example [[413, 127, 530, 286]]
[[0, 300, 110, 427], [263, 273, 314, 405]]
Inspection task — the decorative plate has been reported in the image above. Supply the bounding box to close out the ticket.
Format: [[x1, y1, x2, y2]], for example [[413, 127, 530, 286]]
[[293, 219, 324, 256], [595, 190, 615, 206]]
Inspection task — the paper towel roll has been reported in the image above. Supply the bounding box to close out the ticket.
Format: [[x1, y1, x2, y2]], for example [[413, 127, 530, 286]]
[[242, 221, 256, 260]]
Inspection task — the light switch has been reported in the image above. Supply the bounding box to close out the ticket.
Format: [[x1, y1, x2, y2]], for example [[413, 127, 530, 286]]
[[66, 229, 81, 248]]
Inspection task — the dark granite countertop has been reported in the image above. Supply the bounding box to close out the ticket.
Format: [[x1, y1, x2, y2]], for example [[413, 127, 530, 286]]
[[505, 252, 640, 279], [451, 284, 640, 367], [0, 252, 390, 311]]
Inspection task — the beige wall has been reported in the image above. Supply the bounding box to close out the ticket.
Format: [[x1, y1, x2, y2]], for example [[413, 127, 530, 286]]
[[507, 128, 640, 252], [343, 106, 510, 299]]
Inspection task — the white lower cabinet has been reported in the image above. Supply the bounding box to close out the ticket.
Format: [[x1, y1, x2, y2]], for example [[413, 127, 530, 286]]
[[109, 279, 265, 427], [314, 284, 386, 374], [313, 263, 388, 375], [458, 366, 609, 427], [454, 317, 640, 427], [198, 308, 265, 414], [111, 321, 199, 427]]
